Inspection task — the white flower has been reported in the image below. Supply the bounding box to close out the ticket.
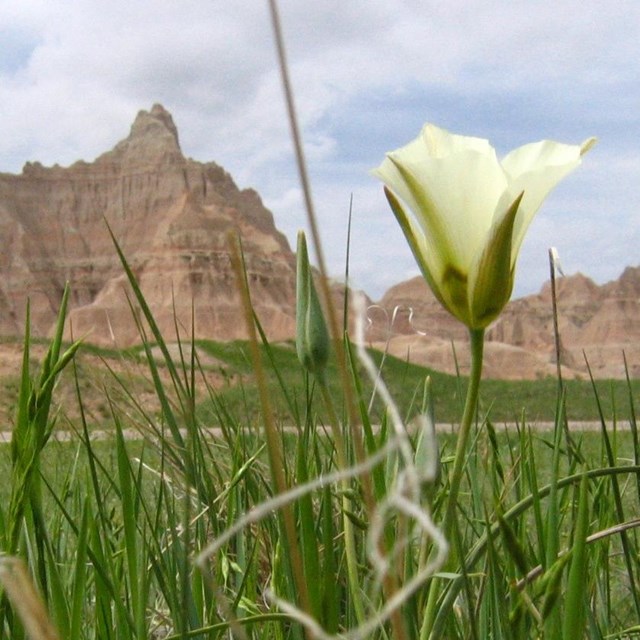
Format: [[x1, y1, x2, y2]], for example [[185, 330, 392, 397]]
[[372, 124, 595, 329]]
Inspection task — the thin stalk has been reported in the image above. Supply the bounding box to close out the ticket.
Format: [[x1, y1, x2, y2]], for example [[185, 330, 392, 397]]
[[267, 0, 369, 493], [542, 396, 565, 639], [548, 248, 563, 387], [623, 352, 640, 503], [443, 328, 485, 537], [421, 327, 484, 639], [319, 372, 410, 636], [268, 3, 402, 635], [342, 194, 354, 337], [228, 233, 312, 635], [318, 379, 367, 626]]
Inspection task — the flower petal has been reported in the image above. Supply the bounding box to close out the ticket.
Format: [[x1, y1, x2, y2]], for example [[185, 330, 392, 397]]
[[501, 139, 595, 262], [383, 187, 453, 313], [383, 187, 474, 325], [374, 133, 509, 274], [420, 123, 494, 157], [468, 193, 523, 328]]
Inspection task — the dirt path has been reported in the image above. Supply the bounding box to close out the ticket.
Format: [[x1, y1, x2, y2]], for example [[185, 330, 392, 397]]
[[0, 421, 632, 444]]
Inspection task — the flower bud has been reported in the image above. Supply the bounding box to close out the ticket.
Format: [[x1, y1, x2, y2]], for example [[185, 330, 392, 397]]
[[296, 231, 330, 377]]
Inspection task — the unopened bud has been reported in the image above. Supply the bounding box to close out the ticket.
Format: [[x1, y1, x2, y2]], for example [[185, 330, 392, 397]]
[[296, 231, 330, 377]]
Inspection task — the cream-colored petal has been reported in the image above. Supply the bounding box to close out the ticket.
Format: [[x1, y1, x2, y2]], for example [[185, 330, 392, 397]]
[[501, 139, 583, 176], [387, 148, 509, 271], [383, 185, 474, 326], [382, 188, 452, 313], [372, 138, 435, 218], [373, 142, 459, 279], [372, 124, 500, 221], [467, 193, 522, 328], [420, 123, 495, 158], [501, 140, 590, 260]]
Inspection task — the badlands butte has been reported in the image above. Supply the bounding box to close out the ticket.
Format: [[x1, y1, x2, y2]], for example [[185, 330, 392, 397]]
[[0, 104, 638, 380]]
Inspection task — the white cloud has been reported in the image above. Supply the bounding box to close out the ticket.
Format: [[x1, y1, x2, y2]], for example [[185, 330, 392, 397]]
[[0, 0, 638, 301]]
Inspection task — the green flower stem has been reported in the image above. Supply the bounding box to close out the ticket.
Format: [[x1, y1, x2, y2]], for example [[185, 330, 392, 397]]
[[421, 327, 485, 639], [442, 328, 485, 536]]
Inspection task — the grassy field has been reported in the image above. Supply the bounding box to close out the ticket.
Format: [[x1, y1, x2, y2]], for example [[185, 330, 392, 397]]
[[0, 275, 638, 639], [0, 263, 637, 640], [2, 335, 636, 437]]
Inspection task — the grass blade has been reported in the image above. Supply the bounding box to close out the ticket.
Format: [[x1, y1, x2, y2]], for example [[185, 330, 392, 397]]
[[562, 472, 590, 639]]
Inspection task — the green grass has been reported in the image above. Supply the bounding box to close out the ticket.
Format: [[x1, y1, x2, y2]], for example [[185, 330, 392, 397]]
[[0, 426, 636, 521], [191, 339, 639, 425], [128, 338, 640, 425], [4, 335, 635, 434], [1, 353, 639, 639], [2, 294, 636, 637], [0, 255, 638, 640]]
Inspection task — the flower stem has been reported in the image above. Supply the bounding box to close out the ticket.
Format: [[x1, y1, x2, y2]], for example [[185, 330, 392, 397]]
[[421, 327, 485, 639], [443, 328, 485, 536]]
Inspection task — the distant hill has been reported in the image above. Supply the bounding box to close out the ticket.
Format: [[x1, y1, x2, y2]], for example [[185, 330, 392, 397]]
[[0, 104, 299, 345], [0, 104, 635, 379], [367, 267, 640, 379]]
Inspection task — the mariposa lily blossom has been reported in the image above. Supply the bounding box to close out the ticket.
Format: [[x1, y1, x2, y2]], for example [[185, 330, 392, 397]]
[[372, 124, 596, 329]]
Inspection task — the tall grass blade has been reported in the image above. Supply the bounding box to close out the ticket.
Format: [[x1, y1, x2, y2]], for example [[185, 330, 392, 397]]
[[115, 419, 145, 636], [227, 231, 312, 631], [320, 484, 339, 633], [623, 352, 640, 503], [69, 502, 90, 640], [584, 355, 640, 618], [562, 472, 590, 639], [295, 425, 323, 621], [542, 391, 566, 639]]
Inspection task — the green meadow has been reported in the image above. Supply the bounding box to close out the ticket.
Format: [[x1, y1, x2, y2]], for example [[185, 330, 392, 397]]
[[3, 335, 636, 432], [0, 262, 639, 639]]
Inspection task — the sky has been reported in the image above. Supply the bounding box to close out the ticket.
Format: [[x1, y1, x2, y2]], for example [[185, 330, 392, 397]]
[[1, 0, 639, 301]]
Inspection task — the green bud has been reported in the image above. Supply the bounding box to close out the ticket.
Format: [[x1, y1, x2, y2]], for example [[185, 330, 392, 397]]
[[296, 231, 330, 377]]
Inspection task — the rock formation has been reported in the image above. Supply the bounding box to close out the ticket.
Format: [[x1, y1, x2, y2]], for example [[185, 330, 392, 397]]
[[0, 104, 300, 345], [367, 268, 640, 379], [0, 104, 637, 380]]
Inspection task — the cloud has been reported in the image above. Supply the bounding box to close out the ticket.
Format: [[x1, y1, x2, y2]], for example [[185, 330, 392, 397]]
[[0, 0, 638, 300]]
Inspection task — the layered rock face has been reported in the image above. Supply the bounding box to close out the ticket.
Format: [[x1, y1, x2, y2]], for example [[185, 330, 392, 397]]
[[0, 104, 298, 345], [1, 104, 636, 379], [368, 268, 640, 379]]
